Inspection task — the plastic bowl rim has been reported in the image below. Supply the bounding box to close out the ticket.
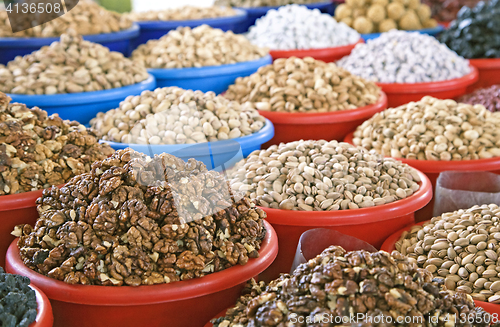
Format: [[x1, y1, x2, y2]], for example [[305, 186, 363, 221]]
[[344, 131, 500, 173], [30, 284, 53, 327], [469, 58, 500, 69], [102, 118, 274, 155], [376, 65, 478, 93], [6, 220, 278, 306], [136, 9, 247, 29], [147, 55, 272, 79], [268, 38, 363, 57], [360, 24, 445, 40], [6, 74, 155, 106], [0, 184, 64, 212], [257, 91, 387, 124], [235, 0, 332, 11], [262, 169, 432, 226], [0, 23, 140, 46]]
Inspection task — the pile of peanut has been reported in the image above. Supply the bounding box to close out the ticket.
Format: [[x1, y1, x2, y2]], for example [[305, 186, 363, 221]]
[[131, 25, 269, 69], [126, 6, 238, 21], [0, 31, 149, 95]]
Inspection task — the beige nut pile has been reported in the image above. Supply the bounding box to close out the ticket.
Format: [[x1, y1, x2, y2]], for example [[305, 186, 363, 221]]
[[0, 31, 149, 95], [131, 25, 269, 69], [90, 87, 266, 144], [353, 96, 500, 161], [215, 0, 320, 7], [396, 204, 500, 304], [335, 0, 437, 33], [0, 92, 114, 195], [224, 57, 381, 113], [126, 6, 237, 21], [0, 0, 132, 37], [227, 140, 421, 211]]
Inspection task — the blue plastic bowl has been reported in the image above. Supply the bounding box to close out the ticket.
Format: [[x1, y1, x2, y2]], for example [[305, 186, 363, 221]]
[[360, 24, 445, 41], [0, 24, 140, 65], [234, 1, 335, 33], [103, 119, 274, 170], [7, 74, 156, 125], [130, 9, 248, 51], [148, 54, 272, 94]]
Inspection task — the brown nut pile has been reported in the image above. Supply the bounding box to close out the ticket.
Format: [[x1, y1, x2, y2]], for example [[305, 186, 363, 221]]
[[125, 6, 238, 21], [395, 204, 500, 304], [335, 0, 437, 33], [421, 0, 481, 22], [90, 87, 266, 144], [0, 0, 132, 37], [0, 92, 114, 195], [131, 25, 268, 69], [459, 85, 500, 113], [224, 57, 381, 113], [212, 245, 493, 327], [0, 30, 149, 95], [227, 140, 421, 211], [15, 148, 267, 286], [353, 96, 500, 161], [214, 0, 320, 8]]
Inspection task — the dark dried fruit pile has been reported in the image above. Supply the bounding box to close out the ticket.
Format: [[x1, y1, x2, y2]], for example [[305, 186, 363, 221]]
[[16, 149, 266, 286], [439, 0, 500, 58], [459, 85, 500, 112], [213, 246, 493, 326], [0, 92, 114, 195], [0, 267, 37, 327], [421, 0, 481, 22]]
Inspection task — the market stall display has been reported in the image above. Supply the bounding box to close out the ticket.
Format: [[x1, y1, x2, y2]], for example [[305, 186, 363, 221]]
[[0, 31, 154, 124], [246, 5, 361, 62], [131, 25, 270, 93], [0, 92, 114, 268], [459, 85, 500, 112], [0, 0, 137, 62], [338, 30, 477, 106], [224, 56, 383, 144], [334, 0, 438, 35], [125, 6, 247, 49], [227, 139, 432, 280], [211, 245, 494, 327]]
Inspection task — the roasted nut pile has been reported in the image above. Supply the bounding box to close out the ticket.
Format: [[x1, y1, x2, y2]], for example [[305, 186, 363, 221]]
[[0, 31, 149, 95], [125, 6, 237, 21], [227, 140, 421, 211], [352, 96, 500, 161], [214, 0, 320, 8], [212, 245, 493, 327], [459, 85, 500, 113], [246, 5, 360, 50], [421, 0, 480, 22], [90, 87, 266, 144], [337, 30, 471, 83], [15, 149, 267, 286], [0, 267, 37, 327], [0, 92, 114, 195], [396, 204, 500, 304], [0, 0, 132, 37], [224, 57, 381, 113], [131, 25, 268, 69], [439, 0, 500, 59], [334, 0, 437, 34]]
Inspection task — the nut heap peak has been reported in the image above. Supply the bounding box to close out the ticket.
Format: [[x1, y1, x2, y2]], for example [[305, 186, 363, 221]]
[[16, 149, 266, 286], [0, 30, 149, 95], [212, 246, 493, 326]]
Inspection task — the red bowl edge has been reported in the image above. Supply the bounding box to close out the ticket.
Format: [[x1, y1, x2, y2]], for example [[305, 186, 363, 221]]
[[0, 184, 65, 212], [6, 220, 278, 306], [30, 284, 54, 327], [269, 38, 364, 59], [469, 58, 500, 69]]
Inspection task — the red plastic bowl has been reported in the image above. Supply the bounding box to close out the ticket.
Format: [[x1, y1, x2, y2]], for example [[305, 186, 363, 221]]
[[6, 221, 277, 327], [467, 58, 500, 92], [258, 169, 431, 282], [377, 65, 478, 108], [269, 39, 364, 62], [344, 131, 500, 221], [258, 91, 387, 147], [381, 222, 500, 313], [0, 189, 45, 268], [30, 284, 54, 327]]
